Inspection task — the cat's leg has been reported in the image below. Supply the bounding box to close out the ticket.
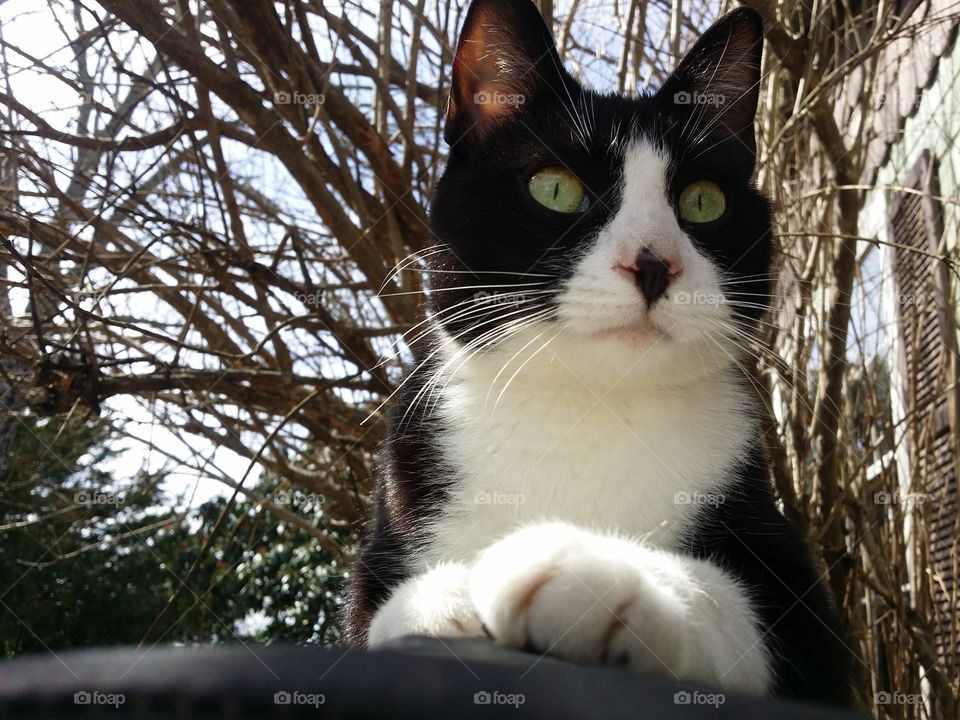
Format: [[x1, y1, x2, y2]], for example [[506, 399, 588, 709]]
[[469, 523, 772, 694], [367, 562, 485, 646]]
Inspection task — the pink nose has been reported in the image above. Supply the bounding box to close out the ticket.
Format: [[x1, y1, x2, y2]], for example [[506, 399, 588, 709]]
[[617, 249, 682, 305]]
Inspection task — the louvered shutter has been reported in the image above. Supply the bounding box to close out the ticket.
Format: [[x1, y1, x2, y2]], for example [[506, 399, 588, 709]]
[[890, 149, 959, 668]]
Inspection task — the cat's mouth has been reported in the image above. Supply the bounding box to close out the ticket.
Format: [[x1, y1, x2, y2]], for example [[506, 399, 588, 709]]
[[590, 317, 671, 344]]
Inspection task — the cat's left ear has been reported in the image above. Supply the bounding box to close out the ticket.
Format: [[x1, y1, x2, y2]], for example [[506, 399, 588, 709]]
[[444, 0, 568, 145], [658, 8, 764, 169]]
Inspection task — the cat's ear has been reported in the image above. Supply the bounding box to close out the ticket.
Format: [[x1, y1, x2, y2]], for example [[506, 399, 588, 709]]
[[658, 8, 764, 168], [444, 0, 566, 144]]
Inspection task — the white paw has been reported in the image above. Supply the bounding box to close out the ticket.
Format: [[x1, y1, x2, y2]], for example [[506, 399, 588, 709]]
[[469, 523, 771, 694], [367, 562, 485, 646]]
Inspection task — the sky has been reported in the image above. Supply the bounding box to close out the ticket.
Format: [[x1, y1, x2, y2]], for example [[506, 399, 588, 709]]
[[1, 0, 262, 508], [0, 0, 897, 513]]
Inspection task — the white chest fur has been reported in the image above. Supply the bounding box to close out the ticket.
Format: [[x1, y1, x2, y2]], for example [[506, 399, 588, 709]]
[[417, 330, 755, 568]]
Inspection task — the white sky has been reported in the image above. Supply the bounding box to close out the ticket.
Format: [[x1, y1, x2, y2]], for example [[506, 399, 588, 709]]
[[0, 0, 893, 512]]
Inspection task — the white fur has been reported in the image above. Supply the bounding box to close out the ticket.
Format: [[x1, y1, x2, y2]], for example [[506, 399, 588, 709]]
[[557, 139, 734, 377], [368, 563, 483, 645], [421, 348, 750, 564], [368, 140, 770, 693], [471, 524, 771, 694]]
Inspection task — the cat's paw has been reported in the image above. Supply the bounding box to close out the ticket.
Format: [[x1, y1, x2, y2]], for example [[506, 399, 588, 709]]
[[469, 523, 770, 693], [367, 562, 485, 646], [469, 523, 689, 670]]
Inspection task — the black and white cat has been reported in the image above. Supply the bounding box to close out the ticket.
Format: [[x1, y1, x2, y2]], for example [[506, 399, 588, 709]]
[[343, 0, 850, 706]]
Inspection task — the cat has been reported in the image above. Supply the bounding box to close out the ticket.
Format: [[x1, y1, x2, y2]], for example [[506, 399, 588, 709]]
[[342, 0, 851, 706]]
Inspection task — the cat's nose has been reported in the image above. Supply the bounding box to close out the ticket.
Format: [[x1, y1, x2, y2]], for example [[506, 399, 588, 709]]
[[628, 249, 681, 306]]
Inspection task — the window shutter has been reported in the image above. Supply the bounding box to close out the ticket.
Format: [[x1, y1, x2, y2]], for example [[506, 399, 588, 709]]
[[890, 149, 959, 668]]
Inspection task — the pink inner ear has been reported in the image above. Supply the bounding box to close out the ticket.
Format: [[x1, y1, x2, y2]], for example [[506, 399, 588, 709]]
[[448, 8, 535, 131]]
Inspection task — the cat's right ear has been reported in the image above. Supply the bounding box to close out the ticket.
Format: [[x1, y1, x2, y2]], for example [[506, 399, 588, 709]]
[[444, 0, 566, 145]]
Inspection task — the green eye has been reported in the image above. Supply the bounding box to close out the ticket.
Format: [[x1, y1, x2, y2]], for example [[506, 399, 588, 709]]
[[678, 180, 726, 223], [528, 167, 587, 213]]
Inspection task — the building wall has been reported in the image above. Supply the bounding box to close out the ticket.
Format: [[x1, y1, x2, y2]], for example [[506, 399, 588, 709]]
[[872, 32, 959, 245], [858, 25, 960, 688], [860, 25, 960, 484]]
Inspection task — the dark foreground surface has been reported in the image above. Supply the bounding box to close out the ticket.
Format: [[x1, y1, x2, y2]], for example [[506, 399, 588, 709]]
[[0, 636, 867, 719]]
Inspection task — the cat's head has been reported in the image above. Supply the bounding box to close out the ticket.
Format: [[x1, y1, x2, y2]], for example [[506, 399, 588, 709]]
[[426, 0, 771, 386]]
